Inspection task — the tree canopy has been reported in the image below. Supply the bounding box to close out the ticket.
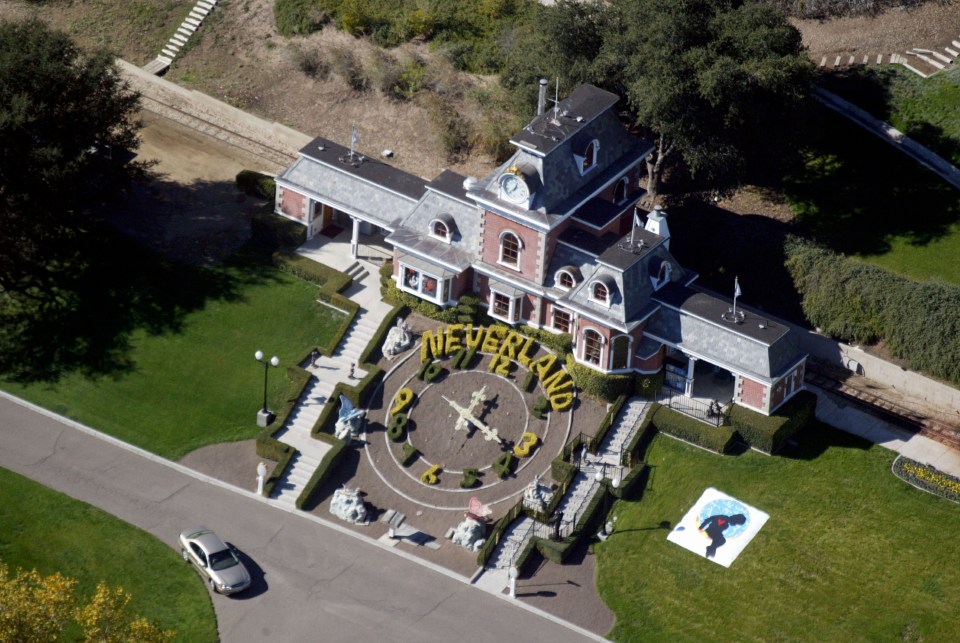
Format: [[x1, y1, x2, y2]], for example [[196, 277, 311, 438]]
[[0, 19, 143, 381], [502, 0, 813, 203]]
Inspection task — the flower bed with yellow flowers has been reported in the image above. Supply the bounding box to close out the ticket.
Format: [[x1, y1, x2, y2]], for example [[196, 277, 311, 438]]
[[892, 455, 960, 504]]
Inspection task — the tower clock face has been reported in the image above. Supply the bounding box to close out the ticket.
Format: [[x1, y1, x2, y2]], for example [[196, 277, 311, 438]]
[[499, 173, 529, 204]]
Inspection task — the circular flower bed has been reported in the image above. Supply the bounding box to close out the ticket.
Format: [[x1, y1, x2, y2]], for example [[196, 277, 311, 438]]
[[892, 455, 960, 504]]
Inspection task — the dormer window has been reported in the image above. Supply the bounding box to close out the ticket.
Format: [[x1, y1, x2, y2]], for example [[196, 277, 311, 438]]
[[648, 256, 673, 290], [613, 176, 629, 203], [499, 231, 521, 269], [576, 140, 599, 175], [558, 272, 574, 289], [593, 282, 608, 303], [429, 214, 455, 243]]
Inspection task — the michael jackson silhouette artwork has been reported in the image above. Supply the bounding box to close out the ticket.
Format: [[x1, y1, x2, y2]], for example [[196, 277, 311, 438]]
[[667, 488, 769, 568]]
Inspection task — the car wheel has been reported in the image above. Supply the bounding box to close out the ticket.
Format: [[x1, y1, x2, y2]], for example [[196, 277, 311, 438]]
[[181, 548, 189, 562], [208, 577, 218, 593]]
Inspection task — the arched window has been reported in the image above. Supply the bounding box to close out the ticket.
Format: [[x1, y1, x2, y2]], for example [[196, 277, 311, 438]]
[[613, 177, 628, 203], [581, 140, 598, 173], [557, 270, 574, 290], [592, 282, 608, 303], [432, 220, 448, 239], [499, 232, 521, 268], [583, 329, 603, 366]]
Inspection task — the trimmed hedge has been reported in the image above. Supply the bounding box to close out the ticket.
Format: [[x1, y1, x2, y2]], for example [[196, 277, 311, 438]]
[[400, 443, 419, 466], [635, 370, 665, 399], [651, 406, 736, 454], [256, 364, 313, 496], [729, 390, 817, 454], [295, 432, 346, 509], [250, 210, 307, 251], [564, 354, 635, 401], [622, 404, 659, 466], [236, 169, 276, 199], [786, 236, 960, 387]]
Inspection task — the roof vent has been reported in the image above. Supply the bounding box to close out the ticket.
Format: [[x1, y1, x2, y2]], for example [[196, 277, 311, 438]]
[[575, 115, 584, 123], [463, 176, 480, 191]]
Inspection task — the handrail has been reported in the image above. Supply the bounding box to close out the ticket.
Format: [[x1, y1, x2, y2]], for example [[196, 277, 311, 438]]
[[656, 388, 727, 427]]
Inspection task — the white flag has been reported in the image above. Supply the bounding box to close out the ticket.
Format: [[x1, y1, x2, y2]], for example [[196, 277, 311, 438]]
[[351, 124, 359, 147], [734, 277, 742, 299]]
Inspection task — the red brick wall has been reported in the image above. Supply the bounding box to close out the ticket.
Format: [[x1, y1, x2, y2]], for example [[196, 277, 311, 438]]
[[577, 318, 611, 368], [480, 211, 541, 277], [738, 376, 768, 412], [278, 188, 305, 221], [636, 346, 664, 373], [450, 270, 471, 301], [769, 361, 806, 411]]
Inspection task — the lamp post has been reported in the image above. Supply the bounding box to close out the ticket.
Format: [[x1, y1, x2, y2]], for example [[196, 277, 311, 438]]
[[255, 350, 279, 427], [597, 474, 620, 542]]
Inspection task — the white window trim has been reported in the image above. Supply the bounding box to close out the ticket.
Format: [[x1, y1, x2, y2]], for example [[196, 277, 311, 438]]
[[589, 280, 613, 308], [554, 269, 577, 291], [488, 288, 522, 324], [429, 218, 451, 243], [550, 306, 573, 333], [578, 328, 607, 368], [651, 261, 672, 291], [497, 230, 523, 271], [398, 262, 448, 305], [614, 176, 629, 203], [610, 334, 633, 370]]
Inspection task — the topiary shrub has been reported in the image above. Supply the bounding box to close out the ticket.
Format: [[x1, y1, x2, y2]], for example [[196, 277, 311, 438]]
[[236, 169, 277, 199], [730, 390, 817, 454], [400, 443, 419, 467], [652, 406, 736, 454], [460, 467, 480, 488], [387, 413, 408, 442], [493, 451, 515, 479], [531, 396, 549, 420], [564, 355, 634, 401]]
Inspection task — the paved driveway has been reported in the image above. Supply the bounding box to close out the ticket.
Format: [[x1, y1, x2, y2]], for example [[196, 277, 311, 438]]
[[0, 393, 600, 642]]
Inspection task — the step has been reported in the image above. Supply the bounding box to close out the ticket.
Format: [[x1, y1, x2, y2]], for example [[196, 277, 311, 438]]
[[184, 17, 201, 27], [157, 55, 173, 65], [908, 51, 945, 69], [162, 48, 178, 58], [952, 40, 960, 51], [944, 47, 958, 58], [198, 1, 215, 9], [171, 33, 188, 44], [177, 25, 195, 36], [834, 55, 842, 67], [191, 6, 209, 16], [819, 56, 827, 67], [189, 10, 206, 20]]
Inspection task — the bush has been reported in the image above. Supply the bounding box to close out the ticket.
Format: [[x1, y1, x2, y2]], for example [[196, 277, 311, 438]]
[[328, 45, 367, 91], [531, 396, 549, 420], [786, 236, 960, 387], [250, 211, 307, 252], [622, 404, 658, 466], [460, 467, 479, 488], [400, 443, 419, 466], [564, 355, 634, 401], [291, 45, 329, 79], [236, 170, 277, 199], [893, 455, 960, 504], [636, 371, 664, 399], [730, 390, 817, 454], [589, 394, 627, 452], [521, 369, 536, 392], [652, 406, 736, 454], [274, 0, 331, 36]]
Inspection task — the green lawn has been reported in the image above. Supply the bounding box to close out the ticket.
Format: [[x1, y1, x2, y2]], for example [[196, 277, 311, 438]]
[[785, 104, 960, 285], [597, 425, 960, 642], [0, 467, 217, 641], [1, 254, 345, 460]]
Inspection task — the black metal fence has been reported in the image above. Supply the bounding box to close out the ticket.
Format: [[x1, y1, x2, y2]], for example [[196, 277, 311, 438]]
[[656, 388, 727, 427]]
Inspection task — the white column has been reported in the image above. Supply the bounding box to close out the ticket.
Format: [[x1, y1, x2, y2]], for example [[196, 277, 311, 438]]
[[351, 217, 360, 258], [684, 355, 697, 397]]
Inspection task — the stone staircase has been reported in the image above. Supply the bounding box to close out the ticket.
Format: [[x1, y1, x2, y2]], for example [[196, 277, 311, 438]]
[[483, 398, 652, 571], [143, 0, 218, 75], [817, 34, 960, 78], [268, 262, 390, 506]]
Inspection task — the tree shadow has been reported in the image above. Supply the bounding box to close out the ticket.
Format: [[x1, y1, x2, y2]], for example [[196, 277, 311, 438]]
[[668, 200, 804, 324], [0, 175, 284, 384], [784, 104, 960, 257]]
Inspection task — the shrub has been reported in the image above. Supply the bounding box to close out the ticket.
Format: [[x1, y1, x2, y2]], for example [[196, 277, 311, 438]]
[[622, 404, 659, 466], [730, 390, 817, 454], [521, 369, 536, 392], [274, 0, 331, 36], [893, 455, 960, 504], [250, 211, 306, 252], [400, 443, 419, 466], [786, 236, 960, 387], [564, 355, 634, 401], [291, 45, 329, 79], [636, 371, 664, 399], [531, 396, 549, 420], [460, 467, 479, 488], [387, 412, 408, 441], [493, 451, 515, 478], [652, 406, 736, 454], [327, 45, 367, 91], [236, 170, 276, 199]]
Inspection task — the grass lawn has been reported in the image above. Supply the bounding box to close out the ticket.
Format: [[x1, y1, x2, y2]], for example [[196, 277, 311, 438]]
[[0, 467, 217, 641], [785, 104, 960, 285], [597, 424, 960, 642], [1, 252, 346, 460]]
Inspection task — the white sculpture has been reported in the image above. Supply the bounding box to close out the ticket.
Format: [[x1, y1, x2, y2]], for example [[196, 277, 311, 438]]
[[334, 395, 365, 442], [383, 318, 412, 358], [329, 486, 368, 525], [451, 517, 486, 551], [522, 475, 553, 513]]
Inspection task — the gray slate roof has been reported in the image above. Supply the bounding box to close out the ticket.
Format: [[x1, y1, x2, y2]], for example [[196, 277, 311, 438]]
[[646, 283, 802, 381], [277, 137, 426, 230]]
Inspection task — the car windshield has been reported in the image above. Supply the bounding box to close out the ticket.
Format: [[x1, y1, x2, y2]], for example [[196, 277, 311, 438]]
[[208, 548, 239, 571]]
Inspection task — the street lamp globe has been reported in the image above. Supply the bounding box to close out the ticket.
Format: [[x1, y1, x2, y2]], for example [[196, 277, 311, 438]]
[[270, 355, 279, 367], [255, 350, 263, 361], [594, 470, 603, 482]]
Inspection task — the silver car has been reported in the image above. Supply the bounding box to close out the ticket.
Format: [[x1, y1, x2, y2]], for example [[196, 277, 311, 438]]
[[178, 526, 251, 595]]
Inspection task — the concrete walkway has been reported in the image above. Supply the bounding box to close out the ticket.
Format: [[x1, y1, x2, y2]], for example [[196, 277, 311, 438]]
[[266, 235, 396, 506], [812, 386, 960, 477]]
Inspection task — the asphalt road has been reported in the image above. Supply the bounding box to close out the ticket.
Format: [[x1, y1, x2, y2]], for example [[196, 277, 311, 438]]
[[0, 393, 599, 642]]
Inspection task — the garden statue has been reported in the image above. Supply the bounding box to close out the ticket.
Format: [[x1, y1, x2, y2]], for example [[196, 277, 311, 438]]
[[451, 516, 486, 551], [383, 318, 413, 358], [335, 395, 365, 442], [330, 486, 368, 525], [522, 475, 553, 513]]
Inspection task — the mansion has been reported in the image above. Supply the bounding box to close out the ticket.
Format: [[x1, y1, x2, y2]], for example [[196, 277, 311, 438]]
[[274, 83, 806, 415]]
